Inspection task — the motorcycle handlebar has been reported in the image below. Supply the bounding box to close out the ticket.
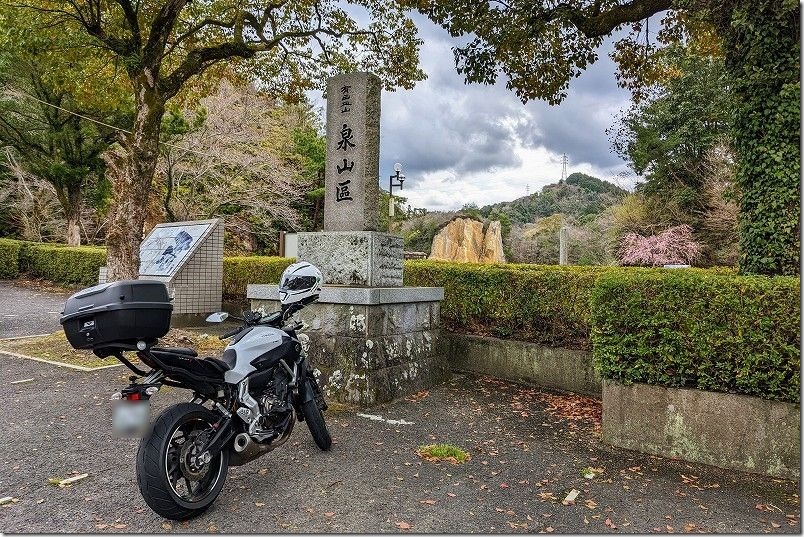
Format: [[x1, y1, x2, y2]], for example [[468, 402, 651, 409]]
[[219, 326, 243, 340]]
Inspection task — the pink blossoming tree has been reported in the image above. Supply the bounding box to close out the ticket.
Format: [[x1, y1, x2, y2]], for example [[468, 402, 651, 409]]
[[618, 224, 701, 267]]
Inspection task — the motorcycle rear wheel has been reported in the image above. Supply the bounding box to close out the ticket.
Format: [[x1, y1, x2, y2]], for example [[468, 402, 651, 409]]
[[136, 402, 229, 520]]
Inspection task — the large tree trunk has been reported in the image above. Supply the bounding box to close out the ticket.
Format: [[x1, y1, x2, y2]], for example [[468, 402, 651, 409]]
[[65, 183, 82, 246], [104, 78, 166, 281]]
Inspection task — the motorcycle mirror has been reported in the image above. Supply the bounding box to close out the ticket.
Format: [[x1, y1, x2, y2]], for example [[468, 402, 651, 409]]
[[205, 312, 229, 323]]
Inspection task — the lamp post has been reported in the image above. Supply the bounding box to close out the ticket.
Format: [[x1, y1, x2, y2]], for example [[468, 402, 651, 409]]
[[389, 162, 405, 232]]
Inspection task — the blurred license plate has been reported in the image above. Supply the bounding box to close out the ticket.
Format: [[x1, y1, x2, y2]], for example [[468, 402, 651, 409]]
[[112, 400, 149, 437]]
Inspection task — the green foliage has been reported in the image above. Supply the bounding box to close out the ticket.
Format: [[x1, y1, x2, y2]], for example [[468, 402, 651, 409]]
[[405, 260, 626, 348], [17, 243, 107, 286], [0, 238, 21, 279], [564, 173, 626, 195], [591, 270, 800, 403], [612, 46, 732, 184], [222, 256, 295, 299], [711, 0, 800, 275], [417, 443, 470, 463], [480, 174, 626, 226]]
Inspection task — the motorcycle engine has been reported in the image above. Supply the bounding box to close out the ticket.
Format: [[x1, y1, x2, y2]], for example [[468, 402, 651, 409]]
[[256, 369, 291, 430]]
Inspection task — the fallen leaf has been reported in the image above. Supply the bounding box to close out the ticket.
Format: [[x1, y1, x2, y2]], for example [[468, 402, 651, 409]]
[[58, 473, 90, 487], [562, 489, 580, 505], [324, 512, 335, 517], [95, 524, 108, 529], [420, 499, 438, 505], [447, 493, 456, 497], [771, 522, 781, 528], [0, 497, 16, 506], [500, 483, 510, 489], [395, 521, 412, 530], [255, 502, 265, 507], [112, 523, 127, 529], [36, 499, 45, 504], [258, 468, 268, 476], [585, 499, 598, 509], [605, 518, 617, 529], [545, 526, 555, 533], [161, 522, 173, 530]]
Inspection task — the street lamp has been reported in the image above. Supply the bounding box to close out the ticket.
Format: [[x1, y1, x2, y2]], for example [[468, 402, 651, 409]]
[[388, 163, 405, 231]]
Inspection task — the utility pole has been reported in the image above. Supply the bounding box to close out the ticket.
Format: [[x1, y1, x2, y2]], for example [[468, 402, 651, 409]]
[[559, 225, 569, 265]]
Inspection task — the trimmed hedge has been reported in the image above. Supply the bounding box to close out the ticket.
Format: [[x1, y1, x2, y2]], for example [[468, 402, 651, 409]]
[[0, 240, 294, 293], [590, 270, 801, 403], [19, 243, 107, 286], [0, 239, 21, 279], [222, 256, 294, 299], [404, 260, 636, 349], [1, 240, 799, 403]]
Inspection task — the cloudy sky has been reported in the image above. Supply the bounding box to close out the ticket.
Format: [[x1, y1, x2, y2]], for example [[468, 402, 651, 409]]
[[312, 13, 638, 212]]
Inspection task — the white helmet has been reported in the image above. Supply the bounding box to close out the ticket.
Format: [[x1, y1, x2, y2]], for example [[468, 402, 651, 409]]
[[279, 262, 323, 306]]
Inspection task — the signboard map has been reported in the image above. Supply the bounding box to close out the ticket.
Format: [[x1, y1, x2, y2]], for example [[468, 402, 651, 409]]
[[139, 222, 211, 276]]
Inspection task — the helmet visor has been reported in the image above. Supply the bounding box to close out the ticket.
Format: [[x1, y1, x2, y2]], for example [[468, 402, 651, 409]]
[[280, 274, 318, 292]]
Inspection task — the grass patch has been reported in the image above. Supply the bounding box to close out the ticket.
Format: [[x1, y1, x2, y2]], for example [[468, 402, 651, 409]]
[[416, 443, 471, 464], [0, 328, 227, 370], [0, 332, 118, 369]]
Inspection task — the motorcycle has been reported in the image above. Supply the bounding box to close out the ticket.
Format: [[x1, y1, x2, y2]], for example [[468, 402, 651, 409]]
[[60, 262, 331, 520]]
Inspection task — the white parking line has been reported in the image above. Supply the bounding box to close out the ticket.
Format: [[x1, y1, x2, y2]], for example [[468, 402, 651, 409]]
[[356, 412, 415, 426]]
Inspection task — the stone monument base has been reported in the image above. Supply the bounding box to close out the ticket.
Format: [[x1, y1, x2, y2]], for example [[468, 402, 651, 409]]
[[297, 231, 403, 287], [247, 285, 448, 406]]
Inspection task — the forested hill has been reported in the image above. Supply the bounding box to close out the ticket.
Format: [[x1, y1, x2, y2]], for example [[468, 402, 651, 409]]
[[479, 172, 627, 225]]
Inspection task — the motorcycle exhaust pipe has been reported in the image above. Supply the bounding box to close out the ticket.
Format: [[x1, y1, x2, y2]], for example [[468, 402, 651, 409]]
[[231, 432, 273, 466], [233, 433, 252, 453], [230, 410, 297, 467]]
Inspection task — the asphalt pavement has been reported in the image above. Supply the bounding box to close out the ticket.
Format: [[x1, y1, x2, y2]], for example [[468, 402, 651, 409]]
[[0, 355, 798, 533], [0, 281, 71, 338]]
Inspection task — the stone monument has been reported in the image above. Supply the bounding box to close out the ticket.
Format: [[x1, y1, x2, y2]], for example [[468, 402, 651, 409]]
[[248, 72, 447, 406]]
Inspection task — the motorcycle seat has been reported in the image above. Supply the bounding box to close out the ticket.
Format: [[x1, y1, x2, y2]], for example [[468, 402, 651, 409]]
[[149, 348, 231, 379], [152, 346, 197, 357]]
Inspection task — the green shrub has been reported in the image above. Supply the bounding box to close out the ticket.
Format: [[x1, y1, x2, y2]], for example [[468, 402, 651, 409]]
[[404, 260, 640, 348], [222, 256, 294, 299], [0, 239, 21, 279], [22, 244, 107, 286], [590, 270, 801, 403]]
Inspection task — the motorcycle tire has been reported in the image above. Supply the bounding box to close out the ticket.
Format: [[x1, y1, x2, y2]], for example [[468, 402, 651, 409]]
[[301, 397, 332, 451], [136, 402, 229, 520]]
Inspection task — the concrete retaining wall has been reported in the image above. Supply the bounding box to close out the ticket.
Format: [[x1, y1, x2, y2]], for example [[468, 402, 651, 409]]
[[442, 332, 601, 397], [603, 380, 801, 480]]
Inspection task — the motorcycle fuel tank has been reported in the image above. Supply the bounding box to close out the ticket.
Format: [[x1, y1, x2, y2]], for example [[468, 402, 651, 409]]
[[224, 326, 294, 384]]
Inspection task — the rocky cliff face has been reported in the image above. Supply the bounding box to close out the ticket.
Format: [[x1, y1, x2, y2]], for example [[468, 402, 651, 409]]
[[429, 217, 506, 263]]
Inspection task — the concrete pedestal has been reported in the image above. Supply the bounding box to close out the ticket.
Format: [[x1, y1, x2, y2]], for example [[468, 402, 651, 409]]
[[248, 285, 448, 406]]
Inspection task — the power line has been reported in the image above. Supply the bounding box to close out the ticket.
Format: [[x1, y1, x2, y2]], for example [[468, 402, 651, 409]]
[[12, 91, 216, 159]]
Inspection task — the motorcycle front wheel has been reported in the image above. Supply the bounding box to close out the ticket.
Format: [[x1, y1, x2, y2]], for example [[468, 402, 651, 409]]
[[301, 380, 332, 451], [136, 403, 229, 520]]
